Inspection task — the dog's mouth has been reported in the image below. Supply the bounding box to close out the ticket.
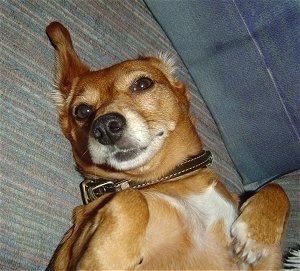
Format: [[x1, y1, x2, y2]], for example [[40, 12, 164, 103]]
[[112, 147, 146, 162], [111, 131, 165, 162], [88, 129, 167, 171]]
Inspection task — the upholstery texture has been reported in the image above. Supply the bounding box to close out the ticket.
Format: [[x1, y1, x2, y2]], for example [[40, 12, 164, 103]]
[[1, 0, 243, 269], [145, 0, 300, 187]]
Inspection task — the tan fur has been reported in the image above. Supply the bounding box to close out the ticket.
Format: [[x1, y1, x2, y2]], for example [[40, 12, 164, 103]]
[[46, 22, 290, 270]]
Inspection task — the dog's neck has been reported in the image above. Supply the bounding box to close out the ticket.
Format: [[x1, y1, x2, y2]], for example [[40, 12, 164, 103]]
[[80, 150, 212, 204], [75, 116, 203, 182]]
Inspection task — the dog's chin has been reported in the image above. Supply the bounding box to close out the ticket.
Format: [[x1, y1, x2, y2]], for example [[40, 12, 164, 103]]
[[108, 147, 155, 171], [88, 133, 167, 171]]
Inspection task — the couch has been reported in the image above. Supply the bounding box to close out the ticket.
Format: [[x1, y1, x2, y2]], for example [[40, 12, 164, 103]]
[[1, 1, 299, 269]]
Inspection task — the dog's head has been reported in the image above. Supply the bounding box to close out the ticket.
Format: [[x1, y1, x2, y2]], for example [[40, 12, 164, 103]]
[[46, 22, 202, 179]]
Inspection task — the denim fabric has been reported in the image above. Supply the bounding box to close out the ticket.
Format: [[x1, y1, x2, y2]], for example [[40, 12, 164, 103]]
[[145, 0, 300, 187]]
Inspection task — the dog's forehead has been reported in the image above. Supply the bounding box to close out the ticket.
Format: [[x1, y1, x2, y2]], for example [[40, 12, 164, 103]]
[[77, 58, 169, 90], [69, 58, 171, 105], [86, 57, 169, 81]]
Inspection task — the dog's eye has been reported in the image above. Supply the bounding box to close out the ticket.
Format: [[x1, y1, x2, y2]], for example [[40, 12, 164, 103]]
[[131, 77, 154, 92], [74, 104, 93, 120]]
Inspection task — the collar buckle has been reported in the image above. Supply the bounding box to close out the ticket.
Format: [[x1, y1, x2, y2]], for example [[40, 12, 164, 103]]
[[80, 179, 122, 204]]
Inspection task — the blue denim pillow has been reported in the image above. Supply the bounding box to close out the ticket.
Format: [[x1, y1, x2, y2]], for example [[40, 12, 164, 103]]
[[145, 0, 300, 187]]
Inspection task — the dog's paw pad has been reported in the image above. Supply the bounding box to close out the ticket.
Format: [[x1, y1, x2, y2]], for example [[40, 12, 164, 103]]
[[231, 220, 268, 264]]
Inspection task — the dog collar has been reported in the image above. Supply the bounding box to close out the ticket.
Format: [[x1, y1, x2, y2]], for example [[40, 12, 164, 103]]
[[80, 150, 213, 204]]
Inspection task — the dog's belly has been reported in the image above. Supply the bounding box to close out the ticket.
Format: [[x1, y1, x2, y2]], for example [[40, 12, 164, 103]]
[[140, 183, 238, 269]]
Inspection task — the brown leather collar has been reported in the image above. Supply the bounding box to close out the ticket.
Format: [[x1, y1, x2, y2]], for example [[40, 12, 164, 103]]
[[80, 150, 212, 204]]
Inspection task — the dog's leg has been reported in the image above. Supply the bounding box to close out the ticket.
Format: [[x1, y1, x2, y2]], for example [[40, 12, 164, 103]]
[[231, 184, 290, 270], [50, 189, 149, 270]]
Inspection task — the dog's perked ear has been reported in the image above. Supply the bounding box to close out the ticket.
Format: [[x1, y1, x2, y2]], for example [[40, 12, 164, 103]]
[[46, 22, 89, 105]]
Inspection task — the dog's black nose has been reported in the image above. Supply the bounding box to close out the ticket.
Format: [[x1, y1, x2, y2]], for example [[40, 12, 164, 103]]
[[92, 112, 126, 145]]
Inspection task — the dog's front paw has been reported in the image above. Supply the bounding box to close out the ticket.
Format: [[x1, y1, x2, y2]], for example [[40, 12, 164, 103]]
[[231, 184, 289, 266], [231, 220, 269, 265]]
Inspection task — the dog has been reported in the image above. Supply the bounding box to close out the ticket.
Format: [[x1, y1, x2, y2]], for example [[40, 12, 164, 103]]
[[46, 22, 290, 270]]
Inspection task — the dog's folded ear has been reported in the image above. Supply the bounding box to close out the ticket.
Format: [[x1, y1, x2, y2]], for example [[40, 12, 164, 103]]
[[46, 22, 90, 105]]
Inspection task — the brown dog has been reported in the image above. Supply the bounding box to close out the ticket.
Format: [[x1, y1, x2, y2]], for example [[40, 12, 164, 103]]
[[46, 22, 289, 270]]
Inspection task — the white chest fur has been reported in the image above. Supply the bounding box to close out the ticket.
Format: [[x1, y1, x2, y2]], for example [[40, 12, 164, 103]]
[[188, 183, 237, 231], [145, 182, 237, 248], [141, 182, 238, 268], [185, 183, 238, 246]]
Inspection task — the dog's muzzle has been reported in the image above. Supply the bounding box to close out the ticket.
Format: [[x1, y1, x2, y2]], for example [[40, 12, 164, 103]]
[[92, 112, 126, 145]]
